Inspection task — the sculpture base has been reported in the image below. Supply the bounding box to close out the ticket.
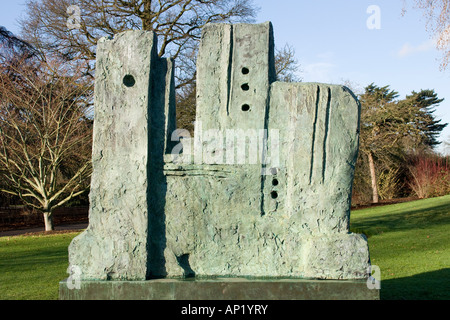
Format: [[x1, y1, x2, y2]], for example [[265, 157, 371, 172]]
[[59, 278, 379, 300]]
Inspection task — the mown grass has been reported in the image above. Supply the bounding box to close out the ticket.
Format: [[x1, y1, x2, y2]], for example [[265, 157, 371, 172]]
[[0, 232, 77, 300], [350, 195, 450, 300], [0, 195, 449, 300]]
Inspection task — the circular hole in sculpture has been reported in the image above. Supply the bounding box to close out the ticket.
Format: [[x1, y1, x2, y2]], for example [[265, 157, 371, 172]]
[[270, 167, 278, 175], [123, 74, 136, 87], [241, 104, 250, 112], [241, 83, 250, 91], [242, 67, 249, 75], [272, 179, 279, 186], [271, 191, 278, 199]]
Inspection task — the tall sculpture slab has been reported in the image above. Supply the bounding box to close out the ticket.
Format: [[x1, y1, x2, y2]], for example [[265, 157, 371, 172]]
[[68, 22, 372, 283], [68, 31, 176, 280]]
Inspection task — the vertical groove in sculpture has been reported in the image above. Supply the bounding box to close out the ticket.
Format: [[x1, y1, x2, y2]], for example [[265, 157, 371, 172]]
[[67, 22, 371, 281]]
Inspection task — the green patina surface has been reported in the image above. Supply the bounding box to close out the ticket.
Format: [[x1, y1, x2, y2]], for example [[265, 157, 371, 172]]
[[68, 22, 371, 282]]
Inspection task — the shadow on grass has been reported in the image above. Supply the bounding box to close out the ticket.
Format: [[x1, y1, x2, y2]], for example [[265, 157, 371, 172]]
[[381, 268, 450, 300], [350, 201, 450, 238], [0, 249, 67, 270]]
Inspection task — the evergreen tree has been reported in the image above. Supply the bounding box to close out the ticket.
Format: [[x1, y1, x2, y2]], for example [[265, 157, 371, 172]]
[[357, 83, 447, 203]]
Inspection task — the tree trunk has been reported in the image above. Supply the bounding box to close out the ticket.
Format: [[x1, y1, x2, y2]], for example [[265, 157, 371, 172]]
[[367, 151, 379, 203], [43, 210, 54, 231]]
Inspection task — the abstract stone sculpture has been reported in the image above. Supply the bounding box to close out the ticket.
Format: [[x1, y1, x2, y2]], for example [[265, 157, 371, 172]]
[[68, 22, 371, 282]]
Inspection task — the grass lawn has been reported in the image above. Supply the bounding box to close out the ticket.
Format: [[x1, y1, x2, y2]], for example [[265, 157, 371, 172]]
[[0, 232, 76, 300], [350, 194, 450, 300], [0, 195, 449, 300]]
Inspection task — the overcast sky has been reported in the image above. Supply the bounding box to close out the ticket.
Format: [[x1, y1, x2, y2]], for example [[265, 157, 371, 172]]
[[1, 0, 449, 153]]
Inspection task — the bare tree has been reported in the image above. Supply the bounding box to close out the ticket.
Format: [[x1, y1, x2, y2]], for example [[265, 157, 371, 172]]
[[21, 0, 258, 86], [275, 44, 302, 82], [403, 0, 450, 70], [0, 54, 93, 231], [20, 0, 260, 150], [0, 26, 39, 60], [21, 1, 302, 133]]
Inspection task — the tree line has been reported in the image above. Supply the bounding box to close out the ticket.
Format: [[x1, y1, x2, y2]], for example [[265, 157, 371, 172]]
[[0, 0, 448, 230], [353, 83, 448, 205]]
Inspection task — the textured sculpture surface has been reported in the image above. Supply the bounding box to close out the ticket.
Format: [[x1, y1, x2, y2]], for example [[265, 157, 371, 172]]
[[68, 22, 371, 281]]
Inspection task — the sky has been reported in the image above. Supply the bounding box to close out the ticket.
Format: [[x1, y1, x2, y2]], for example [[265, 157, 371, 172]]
[[1, 0, 449, 154], [255, 0, 450, 154]]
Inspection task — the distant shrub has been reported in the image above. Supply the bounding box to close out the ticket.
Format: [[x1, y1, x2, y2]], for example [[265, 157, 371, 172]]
[[407, 153, 450, 199], [377, 168, 402, 200]]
